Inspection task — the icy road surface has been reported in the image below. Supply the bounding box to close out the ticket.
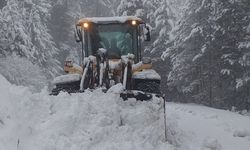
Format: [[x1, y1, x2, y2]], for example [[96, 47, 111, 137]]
[[0, 75, 250, 150]]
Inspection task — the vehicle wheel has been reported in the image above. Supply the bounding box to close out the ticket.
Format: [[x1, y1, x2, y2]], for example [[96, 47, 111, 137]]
[[135, 80, 160, 94], [84, 64, 94, 89]]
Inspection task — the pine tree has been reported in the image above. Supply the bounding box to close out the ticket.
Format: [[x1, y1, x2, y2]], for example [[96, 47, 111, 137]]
[[0, 0, 6, 9], [117, 0, 144, 18], [232, 0, 250, 110], [150, 0, 173, 54], [0, 0, 61, 81], [165, 0, 250, 109], [29, 0, 61, 77]]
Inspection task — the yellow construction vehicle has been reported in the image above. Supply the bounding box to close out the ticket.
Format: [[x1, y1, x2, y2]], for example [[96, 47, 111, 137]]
[[51, 16, 162, 100]]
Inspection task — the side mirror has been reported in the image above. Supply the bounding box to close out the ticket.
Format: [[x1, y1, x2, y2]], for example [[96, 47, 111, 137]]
[[74, 25, 82, 43], [144, 25, 151, 42]]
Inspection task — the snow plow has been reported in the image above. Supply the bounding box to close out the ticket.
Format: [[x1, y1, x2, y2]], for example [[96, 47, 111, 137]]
[[51, 16, 162, 101]]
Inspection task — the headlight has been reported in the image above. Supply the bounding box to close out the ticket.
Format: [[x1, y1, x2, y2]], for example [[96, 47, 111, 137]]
[[131, 20, 137, 26], [83, 22, 89, 28]]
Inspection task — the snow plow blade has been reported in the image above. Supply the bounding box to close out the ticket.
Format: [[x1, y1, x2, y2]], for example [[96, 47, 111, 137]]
[[50, 88, 82, 96], [49, 79, 82, 96], [120, 90, 162, 101]]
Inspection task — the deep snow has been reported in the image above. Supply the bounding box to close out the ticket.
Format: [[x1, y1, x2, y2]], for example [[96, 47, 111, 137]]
[[0, 75, 250, 150], [166, 103, 250, 150]]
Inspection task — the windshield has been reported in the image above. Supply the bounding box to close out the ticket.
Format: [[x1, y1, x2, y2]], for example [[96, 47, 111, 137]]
[[86, 24, 137, 59]]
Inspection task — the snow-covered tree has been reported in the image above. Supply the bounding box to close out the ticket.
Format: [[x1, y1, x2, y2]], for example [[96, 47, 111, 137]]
[[164, 0, 250, 109], [0, 54, 47, 91], [0, 0, 61, 87], [117, 0, 144, 18], [0, 0, 6, 9], [149, 0, 173, 54]]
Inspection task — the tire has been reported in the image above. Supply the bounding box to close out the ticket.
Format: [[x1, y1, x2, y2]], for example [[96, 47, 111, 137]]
[[134, 80, 161, 94], [103, 67, 110, 89], [84, 64, 94, 89]]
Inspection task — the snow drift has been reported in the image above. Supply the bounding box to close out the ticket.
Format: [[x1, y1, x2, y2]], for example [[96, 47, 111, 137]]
[[0, 75, 170, 150], [1, 74, 250, 150]]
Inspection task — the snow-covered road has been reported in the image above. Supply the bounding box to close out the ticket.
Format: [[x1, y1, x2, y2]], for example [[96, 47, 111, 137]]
[[0, 75, 250, 150], [166, 103, 250, 150]]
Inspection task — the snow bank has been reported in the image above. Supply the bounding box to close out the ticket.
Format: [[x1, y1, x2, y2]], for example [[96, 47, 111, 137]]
[[166, 103, 250, 150], [2, 74, 250, 150], [0, 75, 170, 150], [26, 91, 169, 150], [0, 75, 34, 150], [233, 129, 250, 138]]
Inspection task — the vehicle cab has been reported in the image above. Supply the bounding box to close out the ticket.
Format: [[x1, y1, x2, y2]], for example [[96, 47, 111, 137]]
[[75, 16, 150, 63]]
